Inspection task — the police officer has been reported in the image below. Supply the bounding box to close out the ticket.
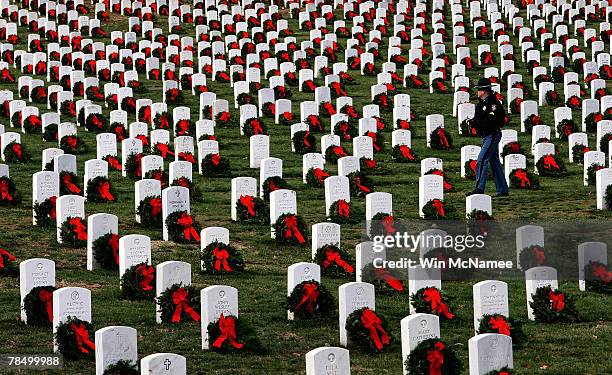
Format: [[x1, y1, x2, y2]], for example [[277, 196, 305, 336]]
[[466, 78, 509, 197]]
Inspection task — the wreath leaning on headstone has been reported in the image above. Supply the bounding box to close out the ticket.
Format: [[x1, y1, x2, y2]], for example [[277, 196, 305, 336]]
[[157, 284, 200, 324], [273, 213, 307, 246], [313, 245, 354, 278], [60, 217, 88, 248], [235, 195, 268, 224], [120, 263, 155, 301], [92, 233, 120, 270], [529, 285, 579, 323], [477, 314, 527, 348], [405, 338, 462, 375], [165, 211, 201, 244], [207, 314, 266, 354], [54, 317, 96, 360], [345, 307, 391, 354], [201, 241, 245, 275], [285, 280, 335, 319], [410, 287, 455, 320], [23, 285, 56, 326], [0, 176, 21, 206], [583, 261, 611, 294]]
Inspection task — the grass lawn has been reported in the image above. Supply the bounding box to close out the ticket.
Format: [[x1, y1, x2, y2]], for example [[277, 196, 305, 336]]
[[0, 3, 611, 374]]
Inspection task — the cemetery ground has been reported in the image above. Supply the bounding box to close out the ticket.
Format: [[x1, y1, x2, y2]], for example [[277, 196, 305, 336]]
[[1, 5, 612, 375]]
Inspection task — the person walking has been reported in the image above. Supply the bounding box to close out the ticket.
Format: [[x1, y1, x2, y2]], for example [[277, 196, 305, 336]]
[[466, 78, 510, 197]]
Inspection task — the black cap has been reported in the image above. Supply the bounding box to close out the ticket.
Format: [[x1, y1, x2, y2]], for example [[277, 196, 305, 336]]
[[475, 77, 492, 90]]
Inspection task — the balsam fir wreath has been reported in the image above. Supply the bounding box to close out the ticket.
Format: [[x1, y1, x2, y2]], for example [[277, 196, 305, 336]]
[[207, 314, 265, 354], [165, 211, 201, 243], [305, 167, 330, 187], [171, 177, 203, 202], [43, 123, 58, 141], [328, 199, 353, 224], [429, 127, 453, 150], [369, 212, 398, 237], [152, 142, 175, 159], [157, 284, 201, 324], [144, 168, 168, 189], [109, 123, 128, 141], [405, 338, 462, 375], [92, 233, 120, 270], [529, 285, 579, 323], [235, 195, 268, 224], [305, 114, 325, 132], [363, 131, 384, 152], [242, 118, 268, 136], [136, 195, 162, 228], [0, 176, 21, 206], [467, 210, 494, 236], [583, 261, 611, 294], [348, 171, 374, 197], [410, 286, 455, 320], [361, 263, 406, 294], [273, 213, 307, 245], [54, 317, 96, 360], [313, 245, 354, 278], [333, 120, 358, 141], [536, 154, 567, 177], [571, 144, 590, 163], [22, 114, 43, 133], [86, 176, 116, 202], [23, 285, 56, 326], [3, 140, 31, 163], [587, 163, 605, 186], [262, 176, 289, 201], [0, 247, 17, 276], [292, 130, 316, 154], [392, 144, 419, 162], [153, 111, 172, 130], [124, 152, 143, 179], [600, 132, 612, 154], [201, 153, 231, 177], [324, 145, 349, 164], [60, 216, 88, 247], [33, 196, 57, 227], [201, 241, 245, 274], [120, 262, 155, 300], [174, 119, 196, 137], [464, 159, 478, 180], [556, 119, 576, 141], [501, 142, 525, 158], [422, 199, 455, 220], [523, 114, 542, 133], [345, 307, 391, 353], [103, 155, 122, 172], [286, 280, 335, 319], [60, 135, 89, 154], [477, 314, 526, 348], [59, 171, 82, 195], [85, 112, 108, 132], [509, 168, 540, 189], [102, 360, 138, 375]]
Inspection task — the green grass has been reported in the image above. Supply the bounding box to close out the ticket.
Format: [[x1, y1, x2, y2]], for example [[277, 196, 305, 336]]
[[0, 4, 611, 375]]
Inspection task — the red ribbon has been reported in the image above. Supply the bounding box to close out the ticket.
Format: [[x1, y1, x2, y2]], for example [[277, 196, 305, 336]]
[[171, 287, 201, 322], [337, 199, 350, 219], [483, 52, 494, 64], [549, 290, 565, 312], [430, 170, 453, 191], [294, 283, 320, 314], [213, 247, 232, 272], [211, 154, 221, 166], [283, 215, 305, 244], [249, 119, 263, 134], [322, 249, 354, 273], [48, 196, 57, 220], [532, 246, 546, 265], [436, 128, 450, 149], [381, 215, 396, 234], [178, 152, 195, 164], [302, 131, 312, 148], [542, 155, 560, 171], [365, 132, 380, 152], [333, 146, 348, 158], [423, 287, 454, 319], [62, 174, 81, 194], [469, 160, 477, 175], [489, 316, 511, 336], [97, 181, 115, 201], [426, 341, 445, 375], [463, 57, 473, 70], [70, 323, 96, 353], [398, 146, 416, 160], [109, 234, 119, 265], [0, 180, 13, 201], [38, 289, 53, 323], [239, 195, 256, 217], [212, 315, 244, 349], [0, 248, 15, 268], [137, 264, 154, 291], [69, 218, 88, 241], [360, 308, 389, 350], [592, 264, 612, 283], [313, 168, 329, 183], [12, 143, 22, 158], [430, 199, 446, 218], [374, 268, 404, 291], [514, 169, 531, 187], [156, 143, 175, 158], [354, 176, 371, 193], [177, 213, 200, 242], [106, 156, 122, 171]]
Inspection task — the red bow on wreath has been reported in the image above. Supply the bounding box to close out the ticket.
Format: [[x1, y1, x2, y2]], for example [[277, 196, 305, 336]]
[[69, 218, 88, 241], [62, 174, 81, 194], [514, 169, 531, 187], [426, 341, 445, 375], [171, 287, 201, 322], [354, 176, 371, 193], [399, 145, 416, 160], [12, 143, 22, 158], [155, 143, 175, 158], [0, 180, 13, 201], [337, 199, 350, 219], [322, 249, 354, 273], [430, 199, 446, 217], [542, 155, 560, 171], [365, 132, 380, 152], [70, 322, 96, 353], [0, 248, 15, 268], [295, 283, 320, 314], [322, 102, 336, 116], [360, 308, 389, 350], [434, 80, 447, 93], [108, 234, 120, 265], [212, 314, 244, 349], [178, 152, 195, 164], [469, 160, 477, 175], [106, 156, 122, 171], [249, 119, 263, 134], [148, 197, 162, 218], [333, 146, 348, 158], [38, 289, 53, 322], [48, 196, 57, 220], [177, 213, 200, 242], [549, 290, 565, 312], [137, 264, 154, 291], [283, 215, 305, 244], [313, 168, 329, 183], [97, 181, 115, 201], [211, 154, 221, 166], [436, 128, 450, 149], [423, 287, 454, 319], [213, 246, 232, 272], [374, 268, 404, 291], [592, 264, 612, 283], [382, 215, 395, 234], [302, 131, 312, 148], [489, 316, 511, 336], [239, 195, 256, 217]]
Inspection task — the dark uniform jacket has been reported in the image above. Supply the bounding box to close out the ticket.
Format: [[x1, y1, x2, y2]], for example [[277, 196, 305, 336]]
[[473, 93, 506, 136]]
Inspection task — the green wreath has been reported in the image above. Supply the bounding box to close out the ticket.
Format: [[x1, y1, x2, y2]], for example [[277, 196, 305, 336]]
[[333, 120, 358, 142], [535, 154, 567, 177], [556, 119, 576, 141], [501, 142, 525, 158], [422, 199, 455, 220], [348, 171, 374, 197], [464, 160, 477, 179], [3, 140, 31, 163], [360, 263, 407, 294], [23, 114, 42, 134], [54, 317, 95, 360], [157, 284, 200, 324], [429, 128, 453, 150], [0, 176, 21, 206], [235, 195, 268, 224], [144, 168, 168, 189], [262, 176, 289, 201], [571, 144, 589, 163], [23, 286, 57, 326], [286, 280, 335, 319], [153, 112, 172, 130], [120, 262, 155, 300], [370, 212, 398, 237], [587, 163, 605, 186], [165, 211, 201, 244], [124, 152, 142, 180], [33, 196, 56, 227], [86, 176, 117, 203], [200, 241, 245, 274], [103, 360, 138, 375], [136, 196, 162, 228], [324, 145, 349, 163], [305, 167, 330, 187], [92, 233, 120, 270], [584, 261, 611, 294], [292, 130, 316, 154], [174, 119, 196, 137], [410, 287, 455, 320], [529, 285, 579, 323], [0, 249, 17, 276], [509, 168, 540, 189], [60, 217, 88, 248], [606, 185, 612, 209], [313, 245, 354, 278], [600, 132, 612, 154], [328, 199, 353, 224], [201, 154, 232, 177], [207, 315, 266, 354], [59, 171, 83, 196], [405, 338, 462, 375], [273, 213, 307, 245], [43, 123, 58, 141], [85, 112, 108, 132], [392, 144, 419, 162], [477, 314, 526, 348], [242, 118, 268, 136], [60, 135, 89, 154], [345, 307, 391, 353]]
